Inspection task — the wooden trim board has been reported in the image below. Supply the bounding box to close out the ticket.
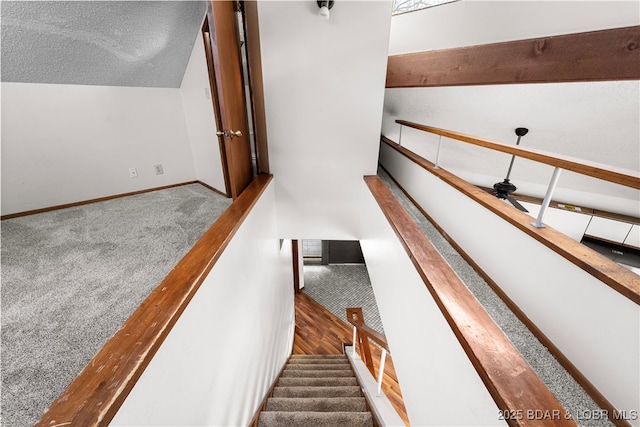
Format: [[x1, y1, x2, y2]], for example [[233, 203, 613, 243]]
[[387, 26, 640, 88], [1, 181, 229, 220]]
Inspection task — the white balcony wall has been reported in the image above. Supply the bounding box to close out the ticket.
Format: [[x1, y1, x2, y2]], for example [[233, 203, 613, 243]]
[[379, 143, 640, 420], [359, 182, 504, 426], [111, 182, 295, 426]]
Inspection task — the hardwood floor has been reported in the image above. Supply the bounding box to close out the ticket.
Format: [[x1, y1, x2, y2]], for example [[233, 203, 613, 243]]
[[294, 292, 410, 426]]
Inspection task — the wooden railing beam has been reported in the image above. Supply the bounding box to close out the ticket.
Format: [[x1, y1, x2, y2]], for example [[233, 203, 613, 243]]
[[347, 307, 393, 399], [365, 175, 576, 426], [386, 26, 640, 88], [395, 120, 640, 190], [346, 318, 389, 352], [381, 136, 640, 304], [347, 307, 375, 376]]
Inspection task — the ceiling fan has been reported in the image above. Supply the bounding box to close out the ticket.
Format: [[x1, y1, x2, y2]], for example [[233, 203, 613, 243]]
[[493, 127, 529, 213]]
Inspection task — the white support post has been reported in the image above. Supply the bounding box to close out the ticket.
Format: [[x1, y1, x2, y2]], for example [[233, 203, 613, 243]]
[[352, 326, 358, 358], [434, 135, 443, 169], [376, 349, 387, 396], [398, 124, 403, 146], [531, 167, 562, 228]]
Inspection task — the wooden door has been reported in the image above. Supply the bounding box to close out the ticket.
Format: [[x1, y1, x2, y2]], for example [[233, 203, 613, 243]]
[[205, 0, 253, 199]]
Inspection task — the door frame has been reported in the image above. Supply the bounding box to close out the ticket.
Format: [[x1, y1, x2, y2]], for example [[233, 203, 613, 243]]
[[292, 239, 301, 293], [240, 0, 270, 175]]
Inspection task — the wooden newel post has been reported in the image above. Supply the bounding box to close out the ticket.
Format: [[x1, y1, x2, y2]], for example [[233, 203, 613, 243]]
[[346, 307, 375, 377]]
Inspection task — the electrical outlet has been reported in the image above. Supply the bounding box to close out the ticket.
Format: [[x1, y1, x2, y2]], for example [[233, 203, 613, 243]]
[[154, 164, 164, 175], [128, 167, 138, 178]]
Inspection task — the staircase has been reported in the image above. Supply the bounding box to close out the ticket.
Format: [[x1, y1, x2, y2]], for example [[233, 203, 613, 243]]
[[257, 354, 374, 427]]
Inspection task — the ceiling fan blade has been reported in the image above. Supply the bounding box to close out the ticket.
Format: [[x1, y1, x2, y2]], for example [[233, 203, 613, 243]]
[[507, 196, 529, 213]]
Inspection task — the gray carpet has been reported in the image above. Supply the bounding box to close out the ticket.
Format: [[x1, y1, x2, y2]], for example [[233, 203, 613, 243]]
[[377, 167, 613, 427], [303, 264, 384, 335], [1, 183, 231, 427]]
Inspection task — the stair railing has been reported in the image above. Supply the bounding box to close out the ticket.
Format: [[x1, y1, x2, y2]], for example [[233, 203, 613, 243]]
[[346, 307, 389, 396], [394, 119, 639, 230], [383, 126, 639, 305]]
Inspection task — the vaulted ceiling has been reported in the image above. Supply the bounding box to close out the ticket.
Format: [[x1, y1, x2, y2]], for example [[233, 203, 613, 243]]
[[1, 1, 206, 88]]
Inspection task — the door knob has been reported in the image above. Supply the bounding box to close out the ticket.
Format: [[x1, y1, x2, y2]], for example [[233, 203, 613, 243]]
[[216, 130, 243, 138]]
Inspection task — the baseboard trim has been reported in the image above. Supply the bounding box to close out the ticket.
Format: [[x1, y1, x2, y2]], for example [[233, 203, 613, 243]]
[[248, 357, 289, 427], [196, 180, 229, 198], [379, 164, 628, 427], [1, 181, 229, 220]]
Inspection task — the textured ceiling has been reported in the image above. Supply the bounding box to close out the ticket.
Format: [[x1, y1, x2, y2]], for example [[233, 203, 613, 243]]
[[1, 1, 207, 88]]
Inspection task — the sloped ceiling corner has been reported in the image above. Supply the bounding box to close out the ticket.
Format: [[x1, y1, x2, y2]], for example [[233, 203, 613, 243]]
[[1, 1, 206, 88]]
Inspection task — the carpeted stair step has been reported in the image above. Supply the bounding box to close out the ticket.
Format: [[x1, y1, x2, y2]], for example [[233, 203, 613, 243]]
[[289, 359, 349, 365], [258, 411, 373, 427], [281, 369, 354, 377], [289, 354, 347, 359], [265, 397, 367, 412], [287, 357, 349, 364], [277, 377, 358, 387], [258, 354, 373, 427], [272, 386, 363, 398], [284, 363, 352, 370]]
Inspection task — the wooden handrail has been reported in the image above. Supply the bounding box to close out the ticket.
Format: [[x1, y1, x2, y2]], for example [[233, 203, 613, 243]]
[[346, 317, 389, 352], [36, 174, 273, 427], [346, 307, 390, 388], [365, 175, 576, 427], [395, 120, 640, 190], [346, 307, 376, 376], [381, 135, 640, 304]]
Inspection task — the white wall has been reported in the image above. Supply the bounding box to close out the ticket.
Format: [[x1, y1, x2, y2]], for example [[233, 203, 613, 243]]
[[380, 144, 640, 421], [359, 181, 504, 426], [382, 82, 640, 217], [383, 1, 640, 218], [517, 201, 640, 274], [513, 201, 591, 242], [389, 1, 639, 55], [111, 182, 295, 426], [518, 200, 638, 246], [180, 26, 227, 194], [1, 82, 197, 215], [257, 0, 392, 239]]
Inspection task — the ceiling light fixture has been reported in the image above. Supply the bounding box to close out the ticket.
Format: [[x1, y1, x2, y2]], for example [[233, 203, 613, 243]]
[[317, 0, 334, 19]]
